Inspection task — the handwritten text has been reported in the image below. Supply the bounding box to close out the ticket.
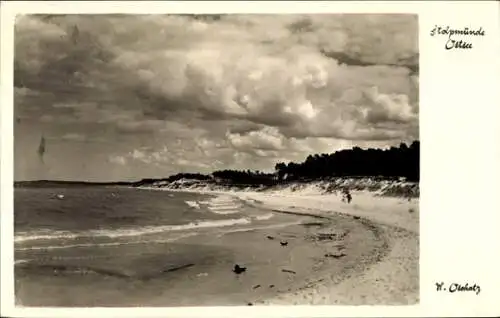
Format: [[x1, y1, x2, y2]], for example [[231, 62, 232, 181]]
[[435, 281, 481, 295], [430, 25, 485, 50]]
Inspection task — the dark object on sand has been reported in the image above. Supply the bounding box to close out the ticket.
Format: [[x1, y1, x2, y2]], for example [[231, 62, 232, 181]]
[[353, 216, 361, 220], [253, 284, 261, 289], [302, 222, 325, 227], [247, 302, 253, 306], [316, 233, 337, 241], [233, 264, 246, 274], [325, 252, 346, 259], [269, 284, 275, 288], [306, 232, 347, 242], [162, 263, 195, 274], [282, 269, 296, 274], [266, 235, 275, 240], [280, 241, 288, 246]]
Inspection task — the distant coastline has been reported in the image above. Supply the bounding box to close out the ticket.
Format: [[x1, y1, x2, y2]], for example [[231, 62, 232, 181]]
[[16, 141, 419, 197], [14, 180, 136, 188], [15, 176, 419, 199]]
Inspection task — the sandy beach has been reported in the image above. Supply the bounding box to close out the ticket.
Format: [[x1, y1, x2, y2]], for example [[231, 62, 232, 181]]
[[236, 190, 419, 305]]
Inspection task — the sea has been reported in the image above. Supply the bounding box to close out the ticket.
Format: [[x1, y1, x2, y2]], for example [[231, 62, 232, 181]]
[[15, 187, 278, 247], [14, 186, 322, 306]]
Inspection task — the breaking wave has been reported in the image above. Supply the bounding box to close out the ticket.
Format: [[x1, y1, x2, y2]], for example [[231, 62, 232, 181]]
[[185, 200, 201, 209], [254, 212, 274, 221], [15, 218, 252, 244], [15, 233, 198, 252]]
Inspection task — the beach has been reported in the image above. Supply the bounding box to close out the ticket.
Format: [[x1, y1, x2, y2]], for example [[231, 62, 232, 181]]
[[205, 188, 419, 305], [15, 184, 418, 306]]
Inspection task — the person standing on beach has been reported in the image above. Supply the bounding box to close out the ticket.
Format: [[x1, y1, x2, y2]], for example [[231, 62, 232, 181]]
[[342, 189, 352, 204]]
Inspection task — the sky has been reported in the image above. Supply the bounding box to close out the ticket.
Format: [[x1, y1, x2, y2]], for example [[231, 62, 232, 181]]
[[14, 14, 418, 182]]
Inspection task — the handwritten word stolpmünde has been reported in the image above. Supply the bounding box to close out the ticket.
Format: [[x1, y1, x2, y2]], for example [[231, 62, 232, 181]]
[[430, 25, 485, 50]]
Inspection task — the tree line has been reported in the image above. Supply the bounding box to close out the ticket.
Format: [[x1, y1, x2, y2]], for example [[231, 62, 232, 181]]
[[274, 141, 420, 182], [151, 140, 419, 186]]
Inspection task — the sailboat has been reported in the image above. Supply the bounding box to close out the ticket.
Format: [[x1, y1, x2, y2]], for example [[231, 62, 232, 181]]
[[71, 25, 79, 45], [38, 135, 46, 163]]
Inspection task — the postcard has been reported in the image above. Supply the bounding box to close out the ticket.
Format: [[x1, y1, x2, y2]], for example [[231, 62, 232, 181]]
[[1, 1, 499, 317]]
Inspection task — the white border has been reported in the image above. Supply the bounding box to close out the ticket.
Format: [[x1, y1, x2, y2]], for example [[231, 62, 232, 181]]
[[2, 1, 500, 317]]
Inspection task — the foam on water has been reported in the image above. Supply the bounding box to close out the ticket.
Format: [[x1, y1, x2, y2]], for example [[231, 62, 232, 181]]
[[207, 203, 240, 211], [254, 212, 274, 221], [15, 232, 199, 252], [15, 218, 252, 243], [207, 207, 239, 215], [209, 204, 241, 210], [214, 220, 302, 237], [185, 200, 201, 209], [203, 195, 242, 215], [15, 231, 79, 243]]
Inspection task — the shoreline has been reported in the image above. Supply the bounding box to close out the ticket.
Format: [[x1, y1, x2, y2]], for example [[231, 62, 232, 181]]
[[237, 191, 419, 305], [236, 190, 419, 305], [15, 186, 418, 306], [139, 186, 420, 305]]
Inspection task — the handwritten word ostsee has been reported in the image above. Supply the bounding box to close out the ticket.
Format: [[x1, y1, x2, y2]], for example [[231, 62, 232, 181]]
[[435, 281, 481, 295], [430, 25, 485, 50]]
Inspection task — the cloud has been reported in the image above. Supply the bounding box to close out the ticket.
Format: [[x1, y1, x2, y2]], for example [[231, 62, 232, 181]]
[[15, 15, 417, 139], [60, 133, 87, 142], [40, 115, 55, 123], [362, 86, 416, 124], [108, 155, 127, 165], [226, 126, 285, 152], [115, 119, 166, 134], [14, 14, 418, 180]]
